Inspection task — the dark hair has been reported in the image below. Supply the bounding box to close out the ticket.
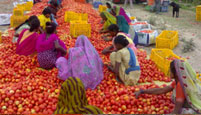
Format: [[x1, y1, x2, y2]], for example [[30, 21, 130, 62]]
[[114, 35, 129, 47], [108, 24, 119, 32], [170, 60, 177, 76], [29, 19, 40, 32], [50, 0, 58, 7], [45, 22, 57, 34], [15, 15, 38, 31], [42, 8, 52, 15], [106, 2, 111, 8]]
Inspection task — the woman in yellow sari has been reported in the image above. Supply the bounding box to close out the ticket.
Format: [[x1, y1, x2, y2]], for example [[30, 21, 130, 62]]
[[54, 77, 103, 114], [100, 11, 116, 33]]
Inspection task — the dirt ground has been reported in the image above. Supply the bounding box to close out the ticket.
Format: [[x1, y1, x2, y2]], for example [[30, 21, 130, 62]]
[[0, 0, 201, 72]]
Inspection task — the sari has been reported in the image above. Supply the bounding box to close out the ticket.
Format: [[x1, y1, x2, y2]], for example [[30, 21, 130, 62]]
[[101, 12, 116, 30], [38, 14, 51, 30], [13, 23, 30, 43], [56, 35, 103, 90], [36, 33, 66, 69], [173, 59, 201, 113], [54, 77, 103, 114], [110, 47, 140, 85], [16, 29, 38, 56], [116, 15, 129, 34], [114, 6, 131, 23]]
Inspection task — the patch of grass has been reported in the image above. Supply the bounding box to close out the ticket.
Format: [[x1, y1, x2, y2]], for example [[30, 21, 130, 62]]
[[181, 38, 196, 53]]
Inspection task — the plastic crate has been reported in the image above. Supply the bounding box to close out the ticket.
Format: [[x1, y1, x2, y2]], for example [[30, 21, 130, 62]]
[[64, 11, 88, 22], [196, 5, 201, 21], [70, 21, 91, 38], [98, 5, 107, 12], [156, 30, 178, 49], [13, 7, 24, 16], [160, 6, 168, 12], [150, 49, 182, 76], [24, 1, 33, 11], [162, 0, 170, 6], [10, 15, 29, 27], [0, 31, 2, 43]]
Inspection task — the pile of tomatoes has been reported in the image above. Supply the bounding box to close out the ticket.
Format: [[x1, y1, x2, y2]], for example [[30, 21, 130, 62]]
[[0, 0, 174, 114]]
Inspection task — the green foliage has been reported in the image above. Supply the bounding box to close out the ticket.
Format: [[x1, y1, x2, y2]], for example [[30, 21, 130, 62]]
[[181, 38, 196, 53]]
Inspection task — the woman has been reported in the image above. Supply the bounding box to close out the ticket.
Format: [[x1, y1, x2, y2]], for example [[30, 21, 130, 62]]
[[106, 2, 112, 13], [47, 0, 59, 26], [56, 35, 103, 90], [13, 16, 38, 43], [116, 15, 129, 34], [107, 35, 141, 85], [16, 19, 40, 56], [102, 24, 137, 54], [100, 11, 116, 33], [112, 6, 131, 24], [38, 8, 52, 31], [135, 60, 201, 114], [36, 22, 66, 69], [54, 77, 103, 114]]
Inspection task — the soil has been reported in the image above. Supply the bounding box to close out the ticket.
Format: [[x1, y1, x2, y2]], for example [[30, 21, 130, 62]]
[[1, 0, 201, 72]]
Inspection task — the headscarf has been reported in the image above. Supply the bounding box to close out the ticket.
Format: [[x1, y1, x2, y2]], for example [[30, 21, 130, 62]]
[[101, 11, 116, 30], [113, 6, 131, 23], [116, 15, 129, 34], [54, 77, 103, 114]]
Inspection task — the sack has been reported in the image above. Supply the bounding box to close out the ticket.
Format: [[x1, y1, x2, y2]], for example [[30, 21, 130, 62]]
[[134, 29, 158, 46], [0, 14, 12, 26], [130, 21, 151, 32]]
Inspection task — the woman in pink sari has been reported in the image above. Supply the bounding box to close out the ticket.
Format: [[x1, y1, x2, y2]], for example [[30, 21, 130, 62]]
[[16, 19, 40, 56], [36, 22, 66, 69], [55, 35, 103, 90], [111, 6, 131, 24]]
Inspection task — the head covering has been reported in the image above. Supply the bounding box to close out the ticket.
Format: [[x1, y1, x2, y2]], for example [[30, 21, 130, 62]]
[[113, 6, 131, 23], [116, 15, 129, 34], [56, 35, 103, 90], [54, 77, 103, 114], [101, 11, 116, 30]]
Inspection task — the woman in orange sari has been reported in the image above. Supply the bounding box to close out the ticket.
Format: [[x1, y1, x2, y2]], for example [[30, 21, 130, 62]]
[[16, 19, 40, 56]]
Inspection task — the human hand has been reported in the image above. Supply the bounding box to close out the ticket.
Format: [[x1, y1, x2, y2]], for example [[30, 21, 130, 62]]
[[54, 40, 60, 49], [134, 90, 142, 99]]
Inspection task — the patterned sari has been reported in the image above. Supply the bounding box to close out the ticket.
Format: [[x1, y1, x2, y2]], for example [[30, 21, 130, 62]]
[[54, 77, 103, 114], [56, 35, 103, 90], [114, 6, 131, 23], [101, 12, 116, 30], [174, 59, 201, 113]]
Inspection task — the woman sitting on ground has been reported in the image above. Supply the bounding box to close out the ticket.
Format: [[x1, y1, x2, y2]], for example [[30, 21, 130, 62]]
[[13, 15, 38, 43], [107, 35, 141, 86], [56, 35, 103, 90], [111, 6, 131, 24], [102, 24, 137, 54], [38, 8, 52, 31], [36, 22, 66, 69], [100, 11, 116, 33], [135, 59, 200, 114], [16, 19, 40, 56], [55, 77, 103, 114]]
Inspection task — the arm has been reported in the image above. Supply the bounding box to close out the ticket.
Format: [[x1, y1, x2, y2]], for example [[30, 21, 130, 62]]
[[171, 101, 184, 114], [135, 86, 173, 98], [54, 40, 67, 56], [102, 45, 114, 54]]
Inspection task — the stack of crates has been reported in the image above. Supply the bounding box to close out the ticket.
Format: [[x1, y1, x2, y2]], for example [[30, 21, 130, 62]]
[[64, 11, 88, 22], [10, 6, 25, 28], [196, 5, 201, 21], [98, 5, 107, 12], [70, 20, 91, 38], [160, 0, 169, 12]]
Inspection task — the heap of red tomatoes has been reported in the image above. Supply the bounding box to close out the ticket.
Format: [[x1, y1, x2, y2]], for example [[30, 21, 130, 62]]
[[0, 0, 173, 114]]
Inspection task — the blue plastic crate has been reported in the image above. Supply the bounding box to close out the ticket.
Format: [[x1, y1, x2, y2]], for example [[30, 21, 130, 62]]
[[93, 1, 102, 8], [160, 6, 168, 12], [162, 0, 170, 6]]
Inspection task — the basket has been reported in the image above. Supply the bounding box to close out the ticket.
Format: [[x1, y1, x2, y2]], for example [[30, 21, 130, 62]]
[[13, 7, 24, 16], [98, 5, 107, 12], [64, 11, 88, 22], [156, 30, 178, 49], [70, 21, 91, 38], [196, 5, 201, 21], [10, 15, 29, 27], [150, 49, 182, 76]]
